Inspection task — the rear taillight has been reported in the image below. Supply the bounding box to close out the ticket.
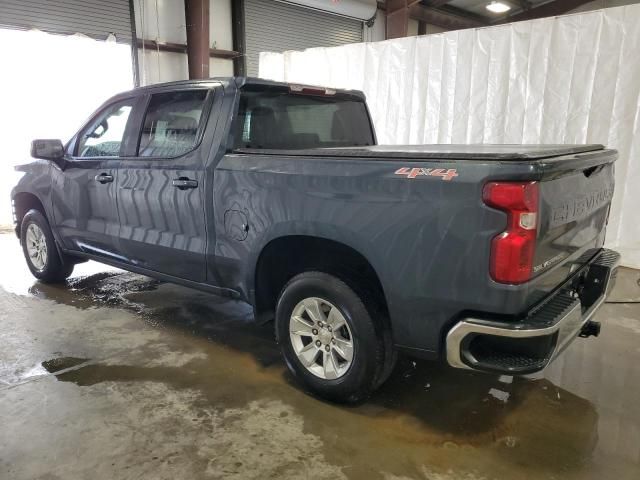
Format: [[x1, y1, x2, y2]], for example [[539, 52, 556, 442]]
[[483, 181, 539, 284]]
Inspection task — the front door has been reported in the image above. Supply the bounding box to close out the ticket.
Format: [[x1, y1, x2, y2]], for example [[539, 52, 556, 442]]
[[116, 88, 212, 282], [51, 97, 137, 260]]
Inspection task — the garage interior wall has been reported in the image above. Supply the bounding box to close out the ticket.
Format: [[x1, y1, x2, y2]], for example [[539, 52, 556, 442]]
[[568, 0, 640, 12], [244, 0, 366, 76], [0, 0, 132, 42], [133, 0, 234, 84], [259, 4, 640, 268]]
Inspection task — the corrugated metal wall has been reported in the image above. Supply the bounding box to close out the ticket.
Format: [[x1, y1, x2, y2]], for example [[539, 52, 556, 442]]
[[244, 0, 363, 76], [0, 0, 132, 43]]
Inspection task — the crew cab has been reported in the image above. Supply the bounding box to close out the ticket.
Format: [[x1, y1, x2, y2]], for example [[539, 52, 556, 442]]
[[12, 78, 619, 403]]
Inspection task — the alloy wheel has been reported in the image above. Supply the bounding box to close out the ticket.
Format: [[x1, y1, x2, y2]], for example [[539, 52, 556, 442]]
[[25, 223, 48, 271], [289, 297, 355, 379]]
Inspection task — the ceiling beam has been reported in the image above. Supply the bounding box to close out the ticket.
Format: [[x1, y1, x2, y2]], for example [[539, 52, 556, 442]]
[[386, 0, 422, 13], [510, 0, 532, 11], [495, 0, 594, 24], [384, 0, 487, 36], [422, 0, 453, 7], [409, 3, 487, 30]]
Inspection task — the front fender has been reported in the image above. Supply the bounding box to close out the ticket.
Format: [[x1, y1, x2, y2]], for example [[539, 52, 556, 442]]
[[11, 161, 55, 237]]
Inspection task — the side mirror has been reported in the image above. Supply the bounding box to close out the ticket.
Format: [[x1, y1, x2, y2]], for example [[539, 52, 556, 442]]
[[31, 139, 64, 161]]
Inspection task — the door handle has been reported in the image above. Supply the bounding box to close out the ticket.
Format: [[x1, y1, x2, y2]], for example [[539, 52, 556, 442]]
[[172, 177, 198, 190], [95, 173, 114, 184]]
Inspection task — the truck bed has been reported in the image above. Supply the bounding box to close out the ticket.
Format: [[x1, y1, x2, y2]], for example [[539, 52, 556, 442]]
[[224, 142, 616, 355], [235, 144, 605, 161]]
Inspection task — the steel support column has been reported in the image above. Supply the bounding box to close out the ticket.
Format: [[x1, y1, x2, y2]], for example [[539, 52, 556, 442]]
[[184, 0, 210, 79], [386, 0, 410, 39]]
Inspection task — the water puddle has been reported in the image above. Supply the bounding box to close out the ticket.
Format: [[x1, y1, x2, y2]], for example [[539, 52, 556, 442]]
[[42, 356, 90, 374], [39, 350, 605, 479], [3, 233, 640, 479]]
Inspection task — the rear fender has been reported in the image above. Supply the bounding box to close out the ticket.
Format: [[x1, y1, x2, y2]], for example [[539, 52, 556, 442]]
[[245, 221, 387, 302]]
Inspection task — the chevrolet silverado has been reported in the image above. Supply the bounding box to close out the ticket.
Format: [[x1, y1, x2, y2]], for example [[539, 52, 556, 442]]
[[12, 78, 619, 402]]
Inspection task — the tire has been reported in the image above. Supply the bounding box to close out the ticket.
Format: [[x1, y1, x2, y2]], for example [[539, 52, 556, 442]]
[[20, 209, 74, 283], [374, 319, 398, 389], [275, 271, 390, 403]]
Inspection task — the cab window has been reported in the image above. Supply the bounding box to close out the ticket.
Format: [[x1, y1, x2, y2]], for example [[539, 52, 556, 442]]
[[137, 90, 209, 158], [77, 99, 134, 157], [233, 90, 374, 150]]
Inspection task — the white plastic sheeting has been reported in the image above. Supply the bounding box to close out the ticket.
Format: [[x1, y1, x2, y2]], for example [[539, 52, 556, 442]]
[[0, 29, 133, 225], [259, 5, 640, 268]]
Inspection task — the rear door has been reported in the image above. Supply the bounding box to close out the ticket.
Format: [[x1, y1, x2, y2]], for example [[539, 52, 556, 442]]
[[51, 97, 140, 259], [115, 87, 214, 282]]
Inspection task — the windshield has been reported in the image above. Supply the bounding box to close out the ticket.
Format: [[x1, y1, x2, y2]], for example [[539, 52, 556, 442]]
[[233, 90, 374, 150]]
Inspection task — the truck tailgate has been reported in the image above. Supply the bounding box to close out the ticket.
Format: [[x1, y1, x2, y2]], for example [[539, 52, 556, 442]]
[[532, 150, 616, 292]]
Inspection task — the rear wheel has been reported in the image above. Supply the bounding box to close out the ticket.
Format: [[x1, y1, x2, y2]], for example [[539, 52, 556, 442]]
[[276, 271, 390, 403], [20, 209, 74, 283]]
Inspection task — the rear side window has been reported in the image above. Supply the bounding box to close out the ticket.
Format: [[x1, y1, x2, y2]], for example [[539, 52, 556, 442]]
[[233, 91, 374, 150], [138, 90, 208, 158]]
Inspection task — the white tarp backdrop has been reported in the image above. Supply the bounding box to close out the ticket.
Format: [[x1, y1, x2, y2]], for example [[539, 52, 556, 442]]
[[259, 5, 640, 268], [0, 28, 133, 226]]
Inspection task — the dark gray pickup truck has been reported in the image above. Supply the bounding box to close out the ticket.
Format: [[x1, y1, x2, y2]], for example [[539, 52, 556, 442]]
[[12, 77, 619, 402]]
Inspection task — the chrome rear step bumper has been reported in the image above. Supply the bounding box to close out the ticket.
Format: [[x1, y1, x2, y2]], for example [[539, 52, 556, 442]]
[[446, 248, 620, 374]]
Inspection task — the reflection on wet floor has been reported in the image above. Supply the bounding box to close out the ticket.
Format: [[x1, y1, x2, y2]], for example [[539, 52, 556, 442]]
[[41, 356, 89, 373], [1, 234, 639, 480]]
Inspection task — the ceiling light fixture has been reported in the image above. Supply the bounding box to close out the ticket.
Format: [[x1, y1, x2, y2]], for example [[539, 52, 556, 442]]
[[486, 1, 511, 14]]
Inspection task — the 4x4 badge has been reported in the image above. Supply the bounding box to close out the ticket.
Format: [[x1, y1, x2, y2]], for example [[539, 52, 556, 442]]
[[394, 167, 458, 181]]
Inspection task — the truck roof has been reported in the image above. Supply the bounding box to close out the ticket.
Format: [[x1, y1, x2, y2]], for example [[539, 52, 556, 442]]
[[127, 77, 366, 98]]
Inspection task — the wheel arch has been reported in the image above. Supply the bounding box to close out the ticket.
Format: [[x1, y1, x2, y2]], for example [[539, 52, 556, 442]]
[[251, 233, 390, 328], [12, 191, 47, 238]]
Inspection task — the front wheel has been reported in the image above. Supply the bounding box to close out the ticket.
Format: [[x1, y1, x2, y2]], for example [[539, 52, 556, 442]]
[[20, 209, 74, 283], [276, 271, 389, 403]]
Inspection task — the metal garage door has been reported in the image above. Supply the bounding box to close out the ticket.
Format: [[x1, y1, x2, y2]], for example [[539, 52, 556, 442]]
[[244, 0, 363, 76], [0, 0, 132, 43]]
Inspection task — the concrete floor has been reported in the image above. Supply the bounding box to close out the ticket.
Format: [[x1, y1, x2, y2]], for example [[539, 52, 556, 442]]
[[1, 233, 639, 480]]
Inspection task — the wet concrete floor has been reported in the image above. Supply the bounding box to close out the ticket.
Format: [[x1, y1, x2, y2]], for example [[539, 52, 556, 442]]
[[1, 233, 639, 479]]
